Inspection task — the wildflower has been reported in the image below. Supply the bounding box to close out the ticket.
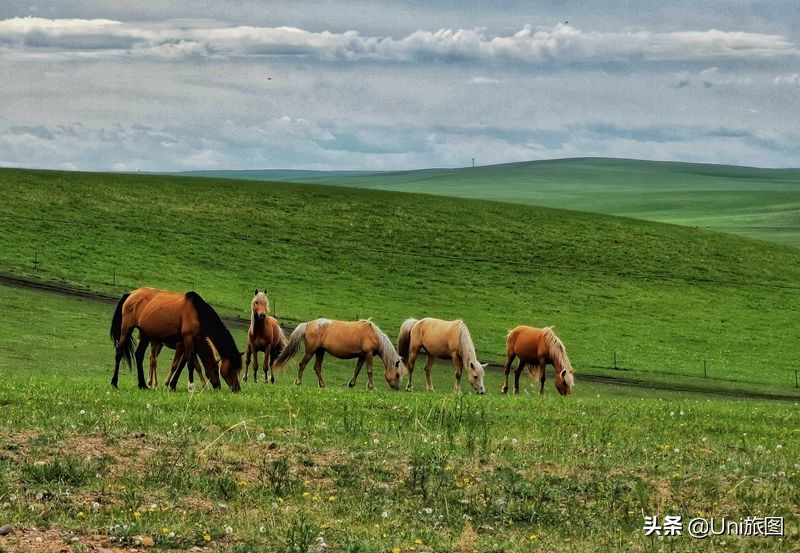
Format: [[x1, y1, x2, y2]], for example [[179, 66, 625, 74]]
[[278, 497, 284, 503], [381, 511, 389, 519], [415, 539, 423, 545], [292, 413, 298, 419], [77, 511, 85, 518], [133, 511, 142, 519], [203, 534, 211, 542], [529, 533, 538, 541], [328, 495, 336, 502], [225, 525, 234, 534], [162, 528, 170, 534], [392, 548, 401, 553], [257, 432, 266, 441], [80, 410, 86, 415], [302, 492, 310, 497]]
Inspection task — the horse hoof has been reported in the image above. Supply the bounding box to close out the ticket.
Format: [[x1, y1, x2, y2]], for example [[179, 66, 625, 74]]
[[348, 381, 355, 388], [367, 384, 374, 390], [500, 387, 508, 394], [294, 380, 301, 386], [188, 383, 196, 393]]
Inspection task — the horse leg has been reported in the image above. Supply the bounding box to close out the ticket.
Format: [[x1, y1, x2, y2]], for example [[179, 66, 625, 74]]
[[253, 348, 260, 384], [514, 361, 525, 394], [112, 323, 136, 389], [164, 346, 182, 390], [451, 352, 463, 393], [539, 360, 547, 395], [313, 350, 326, 388], [501, 352, 516, 394], [405, 346, 419, 392], [195, 355, 208, 388], [244, 343, 252, 382], [348, 356, 366, 388], [135, 335, 150, 387], [295, 349, 314, 386], [148, 341, 162, 389], [423, 353, 435, 392], [365, 353, 375, 390]]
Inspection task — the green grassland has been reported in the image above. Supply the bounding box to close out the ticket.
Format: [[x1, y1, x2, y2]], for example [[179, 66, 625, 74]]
[[0, 284, 798, 552], [183, 158, 800, 248], [1, 168, 799, 394]]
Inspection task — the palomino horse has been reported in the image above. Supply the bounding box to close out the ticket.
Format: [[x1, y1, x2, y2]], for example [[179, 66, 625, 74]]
[[134, 336, 221, 390], [397, 318, 486, 394], [502, 326, 574, 396], [243, 290, 287, 383], [272, 319, 405, 390], [109, 287, 242, 392]]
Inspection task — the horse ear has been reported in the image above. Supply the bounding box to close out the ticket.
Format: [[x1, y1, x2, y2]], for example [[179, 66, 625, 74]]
[[482, 363, 488, 369], [254, 289, 258, 296], [264, 288, 268, 295]]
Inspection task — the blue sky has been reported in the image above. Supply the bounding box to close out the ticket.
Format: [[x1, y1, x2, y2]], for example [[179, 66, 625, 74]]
[[1, 1, 799, 170]]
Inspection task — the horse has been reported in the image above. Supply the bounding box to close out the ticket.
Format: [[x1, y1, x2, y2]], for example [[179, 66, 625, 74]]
[[502, 325, 574, 396], [397, 318, 486, 394], [243, 290, 287, 383], [109, 287, 242, 392], [134, 336, 221, 390], [272, 319, 405, 390]]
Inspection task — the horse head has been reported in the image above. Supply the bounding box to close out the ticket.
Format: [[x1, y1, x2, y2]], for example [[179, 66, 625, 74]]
[[467, 361, 487, 394], [219, 351, 244, 392], [252, 289, 269, 321], [555, 368, 574, 396], [384, 357, 406, 391]]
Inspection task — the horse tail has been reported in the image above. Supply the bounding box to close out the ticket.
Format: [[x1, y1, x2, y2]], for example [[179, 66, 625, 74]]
[[109, 292, 135, 367], [272, 322, 307, 373], [396, 318, 417, 363], [269, 323, 288, 369]]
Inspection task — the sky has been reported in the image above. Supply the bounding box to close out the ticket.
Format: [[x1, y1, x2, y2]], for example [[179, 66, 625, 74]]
[[1, 1, 799, 171]]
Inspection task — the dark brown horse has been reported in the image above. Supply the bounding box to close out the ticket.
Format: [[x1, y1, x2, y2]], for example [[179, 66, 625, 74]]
[[110, 287, 242, 391], [243, 290, 287, 383]]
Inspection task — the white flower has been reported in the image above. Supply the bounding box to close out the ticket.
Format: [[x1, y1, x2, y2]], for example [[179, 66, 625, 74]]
[[381, 511, 388, 519], [225, 525, 234, 534], [80, 410, 86, 415], [423, 507, 433, 515], [146, 404, 152, 410], [373, 438, 379, 445], [91, 502, 100, 510], [257, 433, 266, 441], [776, 444, 783, 449], [674, 448, 680, 453], [511, 438, 518, 445]]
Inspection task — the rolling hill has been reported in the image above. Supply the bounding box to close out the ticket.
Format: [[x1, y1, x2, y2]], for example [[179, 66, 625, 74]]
[[181, 157, 800, 248]]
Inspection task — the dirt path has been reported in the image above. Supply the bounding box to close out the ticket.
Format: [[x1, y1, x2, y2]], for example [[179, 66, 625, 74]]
[[2, 273, 798, 403]]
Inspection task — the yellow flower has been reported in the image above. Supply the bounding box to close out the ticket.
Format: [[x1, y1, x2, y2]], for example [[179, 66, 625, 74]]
[[133, 511, 142, 519], [278, 497, 284, 503], [529, 533, 537, 541], [392, 549, 401, 553], [302, 492, 310, 497], [328, 495, 336, 502], [77, 511, 85, 518], [292, 413, 298, 419], [415, 539, 423, 545], [162, 528, 170, 534], [203, 534, 211, 542]]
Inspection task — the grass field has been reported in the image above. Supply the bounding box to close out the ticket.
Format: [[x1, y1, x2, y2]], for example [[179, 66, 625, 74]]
[[0, 166, 799, 551], [0, 284, 798, 552], [183, 158, 800, 248], [1, 168, 799, 394]]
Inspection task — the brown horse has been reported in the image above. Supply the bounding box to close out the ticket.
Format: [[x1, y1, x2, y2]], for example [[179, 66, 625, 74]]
[[243, 290, 287, 383], [134, 336, 221, 390], [272, 319, 405, 390], [110, 287, 242, 392], [397, 318, 486, 394], [502, 325, 574, 396]]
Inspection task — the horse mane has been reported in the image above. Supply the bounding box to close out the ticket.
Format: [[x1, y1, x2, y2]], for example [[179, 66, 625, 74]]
[[543, 327, 574, 383], [456, 320, 478, 364], [365, 320, 406, 376], [185, 292, 240, 366]]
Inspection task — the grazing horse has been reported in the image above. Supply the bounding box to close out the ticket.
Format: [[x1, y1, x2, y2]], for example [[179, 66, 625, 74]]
[[502, 325, 574, 396], [134, 336, 221, 390], [272, 319, 405, 390], [243, 290, 287, 383], [109, 287, 242, 392], [397, 318, 486, 394]]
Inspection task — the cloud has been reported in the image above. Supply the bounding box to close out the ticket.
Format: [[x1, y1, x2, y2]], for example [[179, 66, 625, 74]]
[[672, 67, 753, 89], [773, 73, 800, 85], [0, 17, 796, 65]]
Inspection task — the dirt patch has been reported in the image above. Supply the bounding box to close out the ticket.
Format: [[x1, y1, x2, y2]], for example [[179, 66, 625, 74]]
[[0, 526, 111, 553]]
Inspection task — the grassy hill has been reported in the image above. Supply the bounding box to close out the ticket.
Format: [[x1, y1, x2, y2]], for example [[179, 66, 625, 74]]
[[182, 158, 800, 248], [1, 167, 799, 393]]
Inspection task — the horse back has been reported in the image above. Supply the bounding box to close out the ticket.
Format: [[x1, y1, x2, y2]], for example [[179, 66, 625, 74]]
[[415, 318, 461, 358], [508, 325, 547, 362]]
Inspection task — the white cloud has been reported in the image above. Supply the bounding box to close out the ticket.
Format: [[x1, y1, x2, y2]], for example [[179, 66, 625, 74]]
[[773, 73, 800, 85], [0, 17, 796, 65]]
